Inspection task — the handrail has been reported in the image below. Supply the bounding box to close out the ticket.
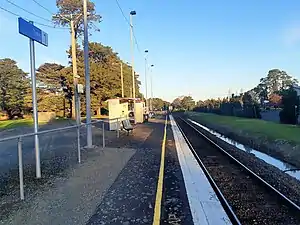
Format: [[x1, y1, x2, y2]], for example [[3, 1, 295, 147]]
[[0, 116, 126, 201], [0, 117, 125, 143]]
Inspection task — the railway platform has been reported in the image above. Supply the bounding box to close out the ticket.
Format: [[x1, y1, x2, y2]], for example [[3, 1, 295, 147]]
[[2, 115, 233, 225]]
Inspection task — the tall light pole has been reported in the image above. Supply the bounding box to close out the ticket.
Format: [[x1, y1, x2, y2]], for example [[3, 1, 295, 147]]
[[144, 49, 149, 111], [150, 64, 154, 111], [83, 0, 92, 147], [130, 10, 136, 123], [120, 62, 124, 98]]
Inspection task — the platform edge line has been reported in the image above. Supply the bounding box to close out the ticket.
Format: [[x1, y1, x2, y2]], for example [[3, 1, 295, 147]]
[[152, 116, 168, 225]]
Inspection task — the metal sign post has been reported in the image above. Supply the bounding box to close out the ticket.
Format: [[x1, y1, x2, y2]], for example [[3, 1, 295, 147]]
[[29, 27, 41, 178], [18, 18, 48, 178]]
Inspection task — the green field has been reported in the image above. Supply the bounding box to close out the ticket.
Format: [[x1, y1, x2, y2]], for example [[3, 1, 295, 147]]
[[0, 119, 34, 130], [186, 112, 300, 144], [0, 118, 65, 130]]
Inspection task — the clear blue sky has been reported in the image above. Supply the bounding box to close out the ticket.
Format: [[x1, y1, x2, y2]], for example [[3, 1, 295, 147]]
[[1, 0, 300, 102]]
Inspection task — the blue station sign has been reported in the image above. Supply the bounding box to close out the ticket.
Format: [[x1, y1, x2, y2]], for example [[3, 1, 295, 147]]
[[18, 17, 48, 47]]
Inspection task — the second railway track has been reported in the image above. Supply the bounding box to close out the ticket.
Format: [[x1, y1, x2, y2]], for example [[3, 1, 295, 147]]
[[175, 116, 300, 225]]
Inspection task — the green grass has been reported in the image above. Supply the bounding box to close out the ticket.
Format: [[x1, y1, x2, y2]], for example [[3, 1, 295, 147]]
[[187, 112, 300, 144], [0, 119, 34, 130], [0, 117, 67, 130]]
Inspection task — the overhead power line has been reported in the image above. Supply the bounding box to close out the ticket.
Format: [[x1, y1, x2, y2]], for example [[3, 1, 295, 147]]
[[0, 6, 67, 29], [31, 0, 54, 15], [114, 0, 144, 56], [115, 0, 130, 26], [132, 30, 142, 55], [5, 0, 52, 23], [0, 5, 19, 17], [91, 23, 100, 32]]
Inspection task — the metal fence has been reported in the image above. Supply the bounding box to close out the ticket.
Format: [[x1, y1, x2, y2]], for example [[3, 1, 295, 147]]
[[0, 117, 126, 201]]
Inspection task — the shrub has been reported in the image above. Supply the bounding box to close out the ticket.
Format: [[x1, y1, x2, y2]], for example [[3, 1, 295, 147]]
[[279, 88, 299, 124]]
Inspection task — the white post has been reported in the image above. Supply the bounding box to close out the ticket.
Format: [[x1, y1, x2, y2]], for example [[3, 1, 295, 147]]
[[18, 138, 24, 200], [117, 118, 120, 138], [77, 94, 81, 163], [102, 122, 105, 148]]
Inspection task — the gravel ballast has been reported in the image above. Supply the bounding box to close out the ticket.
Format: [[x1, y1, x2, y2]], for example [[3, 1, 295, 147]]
[[176, 116, 300, 225], [186, 112, 300, 168], [182, 114, 300, 206]]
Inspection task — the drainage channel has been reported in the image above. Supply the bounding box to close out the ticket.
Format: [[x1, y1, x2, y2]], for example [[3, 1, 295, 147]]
[[188, 119, 300, 181]]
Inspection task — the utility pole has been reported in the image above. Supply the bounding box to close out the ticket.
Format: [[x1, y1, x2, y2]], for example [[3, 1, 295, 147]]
[[70, 19, 80, 126], [52, 14, 81, 123], [121, 62, 124, 98], [83, 0, 92, 147], [70, 18, 81, 156]]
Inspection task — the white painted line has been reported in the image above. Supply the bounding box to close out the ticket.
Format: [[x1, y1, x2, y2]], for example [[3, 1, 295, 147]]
[[169, 115, 232, 225]]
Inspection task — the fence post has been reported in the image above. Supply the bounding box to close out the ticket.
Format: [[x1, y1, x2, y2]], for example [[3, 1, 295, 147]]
[[77, 95, 81, 163], [117, 118, 120, 138], [77, 124, 81, 163], [102, 122, 105, 148], [18, 137, 24, 200]]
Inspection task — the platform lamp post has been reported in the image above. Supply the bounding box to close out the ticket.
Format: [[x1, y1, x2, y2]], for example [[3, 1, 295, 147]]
[[144, 49, 149, 112], [120, 62, 124, 98], [83, 0, 92, 147], [130, 10, 137, 123], [150, 64, 154, 111]]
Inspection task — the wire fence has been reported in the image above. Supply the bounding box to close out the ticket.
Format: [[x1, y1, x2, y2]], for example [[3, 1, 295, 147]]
[[0, 116, 127, 201]]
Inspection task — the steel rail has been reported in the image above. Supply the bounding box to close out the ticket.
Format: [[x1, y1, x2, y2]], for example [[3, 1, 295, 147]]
[[178, 116, 300, 212], [175, 117, 242, 225]]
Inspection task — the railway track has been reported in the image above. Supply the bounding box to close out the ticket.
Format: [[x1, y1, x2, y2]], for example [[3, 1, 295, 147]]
[[174, 116, 300, 225]]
